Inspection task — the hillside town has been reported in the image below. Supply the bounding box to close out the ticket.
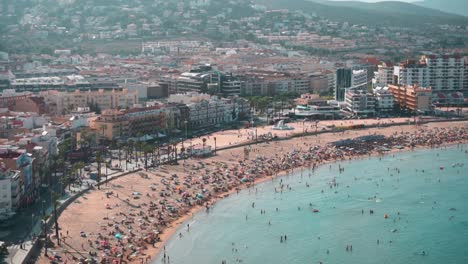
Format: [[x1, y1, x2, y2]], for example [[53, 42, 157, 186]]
[[1, 0, 467, 57]]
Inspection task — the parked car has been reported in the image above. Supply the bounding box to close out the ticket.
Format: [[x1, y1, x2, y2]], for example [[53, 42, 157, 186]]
[[0, 241, 8, 255]]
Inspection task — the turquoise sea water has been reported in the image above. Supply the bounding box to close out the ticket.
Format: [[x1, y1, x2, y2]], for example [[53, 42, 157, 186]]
[[154, 145, 468, 264]]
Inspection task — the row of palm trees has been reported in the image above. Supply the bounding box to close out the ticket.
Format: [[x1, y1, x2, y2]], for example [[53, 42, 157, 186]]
[[40, 130, 206, 252], [110, 138, 189, 171], [247, 93, 298, 115]]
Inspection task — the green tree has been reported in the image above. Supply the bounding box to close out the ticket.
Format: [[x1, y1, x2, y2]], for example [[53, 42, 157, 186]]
[[51, 191, 61, 246], [143, 144, 153, 170], [96, 152, 103, 189]]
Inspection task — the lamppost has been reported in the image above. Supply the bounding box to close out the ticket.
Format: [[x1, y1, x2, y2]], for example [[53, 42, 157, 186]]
[[302, 120, 305, 136], [31, 213, 35, 233], [251, 120, 257, 142], [42, 218, 48, 256], [214, 137, 217, 155], [42, 200, 45, 217], [190, 140, 193, 157]]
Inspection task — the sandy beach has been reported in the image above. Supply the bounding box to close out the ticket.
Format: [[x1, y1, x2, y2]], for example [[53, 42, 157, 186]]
[[35, 119, 468, 264]]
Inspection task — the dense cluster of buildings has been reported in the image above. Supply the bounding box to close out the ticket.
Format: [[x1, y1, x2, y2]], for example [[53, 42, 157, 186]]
[[0, 118, 59, 220], [93, 93, 250, 141], [373, 54, 468, 105], [342, 83, 433, 116], [320, 53, 468, 117], [160, 65, 335, 97]]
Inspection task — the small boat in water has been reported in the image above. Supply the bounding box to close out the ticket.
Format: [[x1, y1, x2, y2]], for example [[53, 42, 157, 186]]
[[312, 209, 319, 213]]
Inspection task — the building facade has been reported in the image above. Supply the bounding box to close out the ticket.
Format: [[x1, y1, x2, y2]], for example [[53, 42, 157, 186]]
[[335, 68, 352, 101], [373, 62, 394, 87], [351, 69, 368, 90], [388, 84, 432, 112], [335, 68, 368, 101], [0, 170, 20, 219], [373, 86, 394, 113], [394, 54, 467, 98], [345, 90, 376, 116], [187, 98, 234, 129], [40, 88, 138, 115], [94, 107, 168, 141]]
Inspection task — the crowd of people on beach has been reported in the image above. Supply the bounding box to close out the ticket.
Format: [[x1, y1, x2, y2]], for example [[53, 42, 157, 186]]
[[48, 125, 467, 264]]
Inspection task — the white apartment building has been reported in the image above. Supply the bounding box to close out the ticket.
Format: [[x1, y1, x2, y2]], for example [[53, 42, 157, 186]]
[[325, 71, 336, 93], [293, 77, 311, 94], [222, 78, 242, 96], [373, 86, 394, 113], [187, 97, 234, 128], [394, 63, 428, 87], [345, 90, 376, 116], [373, 62, 394, 87], [242, 78, 269, 96], [167, 92, 212, 105], [167, 93, 246, 129], [40, 88, 138, 114], [351, 69, 368, 89], [394, 55, 467, 98], [423, 54, 465, 93], [0, 170, 21, 220]]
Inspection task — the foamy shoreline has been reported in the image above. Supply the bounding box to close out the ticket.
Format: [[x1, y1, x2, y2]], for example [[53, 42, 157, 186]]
[[151, 137, 468, 264]]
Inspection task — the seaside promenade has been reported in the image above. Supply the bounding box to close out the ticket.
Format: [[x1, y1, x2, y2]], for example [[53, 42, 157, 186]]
[[19, 118, 468, 264]]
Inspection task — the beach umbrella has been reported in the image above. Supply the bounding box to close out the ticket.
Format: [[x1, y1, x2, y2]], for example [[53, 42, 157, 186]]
[[196, 193, 204, 199], [115, 233, 122, 239]]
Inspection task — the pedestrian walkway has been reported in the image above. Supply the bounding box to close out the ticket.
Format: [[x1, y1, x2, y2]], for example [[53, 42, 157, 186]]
[[7, 240, 34, 264], [5, 168, 140, 264]]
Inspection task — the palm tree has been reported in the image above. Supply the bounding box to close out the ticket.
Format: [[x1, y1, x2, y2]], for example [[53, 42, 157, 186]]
[[136, 132, 143, 163], [79, 131, 94, 162], [72, 163, 79, 179], [100, 124, 107, 137], [76, 161, 85, 180], [180, 146, 186, 162], [155, 142, 161, 167], [117, 142, 123, 168], [51, 191, 60, 246], [127, 139, 135, 163], [167, 145, 172, 163], [42, 215, 49, 256], [96, 152, 103, 190], [202, 138, 207, 149], [143, 144, 153, 170], [54, 157, 65, 192], [124, 143, 130, 171], [172, 141, 178, 164]]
